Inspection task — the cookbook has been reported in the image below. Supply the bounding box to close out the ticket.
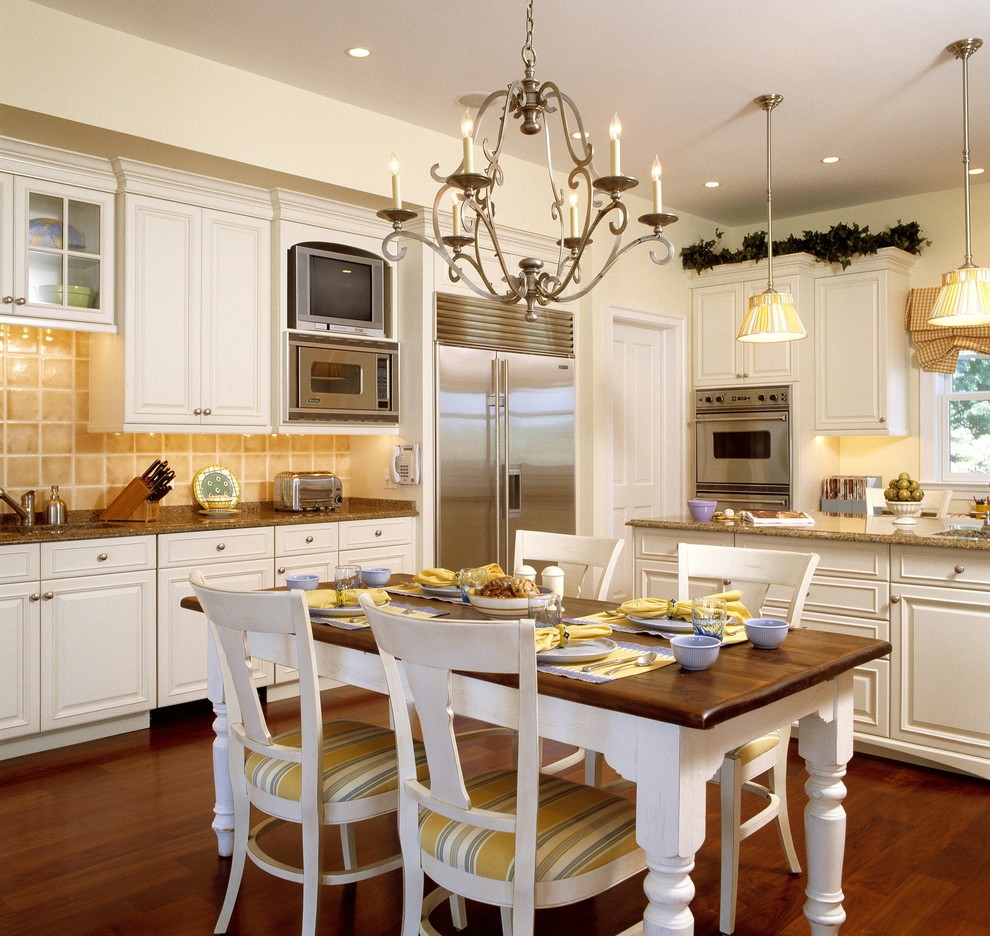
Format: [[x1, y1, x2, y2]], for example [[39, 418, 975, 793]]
[[739, 509, 816, 526]]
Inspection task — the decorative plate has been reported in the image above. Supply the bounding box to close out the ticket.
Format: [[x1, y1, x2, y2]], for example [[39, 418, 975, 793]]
[[193, 465, 240, 509], [536, 638, 616, 665], [28, 217, 86, 251], [626, 614, 694, 634]]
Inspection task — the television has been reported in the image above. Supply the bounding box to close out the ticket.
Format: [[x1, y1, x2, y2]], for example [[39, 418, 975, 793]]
[[288, 242, 389, 338]]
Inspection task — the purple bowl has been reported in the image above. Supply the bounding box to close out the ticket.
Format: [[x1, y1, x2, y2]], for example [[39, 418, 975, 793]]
[[687, 499, 717, 522]]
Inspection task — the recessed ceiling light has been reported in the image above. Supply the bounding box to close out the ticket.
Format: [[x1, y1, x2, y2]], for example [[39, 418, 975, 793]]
[[345, 47, 371, 58], [821, 156, 840, 164], [704, 181, 720, 188], [969, 167, 985, 175]]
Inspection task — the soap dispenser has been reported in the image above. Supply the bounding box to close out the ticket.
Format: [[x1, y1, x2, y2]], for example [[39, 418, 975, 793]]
[[45, 485, 67, 526]]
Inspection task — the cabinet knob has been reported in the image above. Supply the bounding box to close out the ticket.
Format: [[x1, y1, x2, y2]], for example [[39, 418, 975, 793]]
[[193, 408, 202, 415], [14, 297, 26, 306], [375, 528, 383, 537], [2, 296, 13, 304], [890, 594, 901, 604], [722, 578, 732, 587], [954, 564, 965, 574], [306, 535, 314, 544], [203, 408, 212, 416], [879, 416, 887, 423], [29, 593, 41, 602], [277, 566, 285, 575], [97, 552, 108, 562], [216, 542, 226, 551], [43, 591, 54, 600]]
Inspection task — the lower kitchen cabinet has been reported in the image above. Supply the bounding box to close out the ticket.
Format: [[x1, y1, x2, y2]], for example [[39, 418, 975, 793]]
[[633, 527, 733, 599], [337, 516, 416, 572], [0, 577, 40, 740], [157, 528, 275, 707]]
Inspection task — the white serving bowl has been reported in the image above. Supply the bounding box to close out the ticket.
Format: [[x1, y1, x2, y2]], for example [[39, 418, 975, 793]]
[[687, 498, 717, 522], [361, 567, 391, 587], [468, 587, 549, 619], [285, 574, 319, 591], [744, 617, 791, 649], [670, 634, 721, 670]]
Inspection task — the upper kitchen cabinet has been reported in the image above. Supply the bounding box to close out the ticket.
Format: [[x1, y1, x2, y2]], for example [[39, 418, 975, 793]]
[[690, 254, 816, 387], [89, 161, 273, 433], [0, 137, 116, 332], [814, 248, 916, 436]]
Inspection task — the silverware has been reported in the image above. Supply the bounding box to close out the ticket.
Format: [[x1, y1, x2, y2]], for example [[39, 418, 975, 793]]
[[582, 653, 640, 673], [602, 651, 659, 676]]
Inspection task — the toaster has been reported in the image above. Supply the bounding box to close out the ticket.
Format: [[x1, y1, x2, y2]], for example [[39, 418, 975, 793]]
[[274, 471, 343, 511]]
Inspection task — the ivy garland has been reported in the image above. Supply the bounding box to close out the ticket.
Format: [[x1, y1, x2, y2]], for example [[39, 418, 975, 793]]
[[680, 220, 930, 275]]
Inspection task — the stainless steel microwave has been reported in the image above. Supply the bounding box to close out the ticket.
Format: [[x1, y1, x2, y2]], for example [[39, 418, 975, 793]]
[[286, 334, 399, 424]]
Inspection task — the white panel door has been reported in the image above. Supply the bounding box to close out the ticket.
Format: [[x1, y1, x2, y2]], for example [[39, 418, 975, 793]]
[[0, 583, 40, 739]]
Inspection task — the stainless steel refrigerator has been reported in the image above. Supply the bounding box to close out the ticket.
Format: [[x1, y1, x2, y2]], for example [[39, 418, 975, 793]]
[[436, 343, 575, 572]]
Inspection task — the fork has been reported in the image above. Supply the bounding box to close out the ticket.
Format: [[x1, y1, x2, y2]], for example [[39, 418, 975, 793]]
[[582, 653, 639, 673]]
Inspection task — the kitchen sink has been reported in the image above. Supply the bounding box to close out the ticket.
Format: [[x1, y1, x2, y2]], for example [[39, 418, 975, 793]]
[[932, 527, 990, 541]]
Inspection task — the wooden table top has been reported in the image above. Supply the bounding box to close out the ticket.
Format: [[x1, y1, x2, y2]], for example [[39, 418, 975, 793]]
[[182, 576, 890, 731]]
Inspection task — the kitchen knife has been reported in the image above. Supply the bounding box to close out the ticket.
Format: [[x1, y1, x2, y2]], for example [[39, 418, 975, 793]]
[[141, 459, 162, 480]]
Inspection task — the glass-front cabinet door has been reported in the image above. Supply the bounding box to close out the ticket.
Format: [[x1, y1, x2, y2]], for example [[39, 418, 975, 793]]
[[7, 177, 115, 331]]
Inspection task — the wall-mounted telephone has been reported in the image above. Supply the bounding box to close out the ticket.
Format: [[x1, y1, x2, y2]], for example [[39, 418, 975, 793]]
[[391, 443, 421, 485]]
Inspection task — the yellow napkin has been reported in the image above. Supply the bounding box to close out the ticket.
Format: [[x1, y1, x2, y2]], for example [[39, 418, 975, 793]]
[[534, 623, 612, 653], [306, 588, 389, 609], [607, 590, 751, 626], [573, 611, 750, 644], [412, 563, 506, 587]]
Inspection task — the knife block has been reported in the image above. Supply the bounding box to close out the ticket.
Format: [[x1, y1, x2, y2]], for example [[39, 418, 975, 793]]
[[100, 477, 160, 522]]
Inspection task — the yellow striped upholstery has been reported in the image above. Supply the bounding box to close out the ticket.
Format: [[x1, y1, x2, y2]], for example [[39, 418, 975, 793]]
[[730, 731, 780, 766], [419, 769, 639, 882], [245, 720, 426, 803]]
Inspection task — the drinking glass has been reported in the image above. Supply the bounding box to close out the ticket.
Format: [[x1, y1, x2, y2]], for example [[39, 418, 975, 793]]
[[334, 564, 362, 607], [457, 567, 487, 602], [691, 597, 727, 640], [527, 592, 562, 629]]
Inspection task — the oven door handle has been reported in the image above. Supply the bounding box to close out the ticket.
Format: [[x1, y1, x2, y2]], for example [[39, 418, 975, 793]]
[[695, 412, 788, 423]]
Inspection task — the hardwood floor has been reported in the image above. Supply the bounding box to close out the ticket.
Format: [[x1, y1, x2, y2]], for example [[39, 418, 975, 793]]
[[2, 686, 988, 935]]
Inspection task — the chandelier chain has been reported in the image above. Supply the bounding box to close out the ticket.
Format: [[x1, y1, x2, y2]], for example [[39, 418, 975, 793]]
[[522, 0, 536, 69]]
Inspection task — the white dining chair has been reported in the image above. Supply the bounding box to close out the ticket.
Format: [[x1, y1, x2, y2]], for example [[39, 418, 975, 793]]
[[359, 594, 645, 936], [676, 543, 819, 936], [513, 529, 624, 601], [865, 486, 952, 517], [191, 572, 425, 936]]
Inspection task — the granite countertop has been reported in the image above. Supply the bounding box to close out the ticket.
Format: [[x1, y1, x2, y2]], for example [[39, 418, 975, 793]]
[[0, 498, 418, 546], [628, 511, 990, 551]]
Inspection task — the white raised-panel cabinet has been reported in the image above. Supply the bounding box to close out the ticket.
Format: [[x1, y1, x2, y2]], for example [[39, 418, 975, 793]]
[[89, 161, 272, 433], [690, 257, 815, 387], [157, 528, 276, 706], [0, 580, 41, 741], [337, 516, 415, 572], [814, 249, 916, 435], [633, 527, 733, 598], [0, 138, 117, 332]]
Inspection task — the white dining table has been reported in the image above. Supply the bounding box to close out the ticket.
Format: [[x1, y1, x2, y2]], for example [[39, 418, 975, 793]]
[[189, 587, 890, 936]]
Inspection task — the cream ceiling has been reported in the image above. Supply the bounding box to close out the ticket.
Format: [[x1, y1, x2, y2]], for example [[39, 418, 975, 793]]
[[29, 0, 990, 226]]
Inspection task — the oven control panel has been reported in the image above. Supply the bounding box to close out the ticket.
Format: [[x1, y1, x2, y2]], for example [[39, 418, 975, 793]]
[[695, 385, 790, 411]]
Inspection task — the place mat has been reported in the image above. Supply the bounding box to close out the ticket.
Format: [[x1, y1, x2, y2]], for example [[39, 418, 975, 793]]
[[538, 640, 675, 683], [564, 613, 749, 645]]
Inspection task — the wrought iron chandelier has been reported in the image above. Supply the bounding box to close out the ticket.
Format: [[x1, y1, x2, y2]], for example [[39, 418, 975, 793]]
[[376, 0, 677, 322], [928, 38, 990, 327]]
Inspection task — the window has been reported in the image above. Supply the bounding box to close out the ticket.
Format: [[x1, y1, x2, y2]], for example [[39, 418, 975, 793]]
[[922, 351, 990, 486]]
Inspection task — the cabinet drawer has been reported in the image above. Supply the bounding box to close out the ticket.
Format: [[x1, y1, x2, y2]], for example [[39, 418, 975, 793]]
[[743, 536, 888, 580], [158, 527, 275, 567], [275, 523, 338, 556], [0, 543, 41, 584], [890, 545, 990, 591], [338, 517, 413, 550], [42, 536, 156, 578], [634, 528, 732, 562], [803, 574, 889, 621]]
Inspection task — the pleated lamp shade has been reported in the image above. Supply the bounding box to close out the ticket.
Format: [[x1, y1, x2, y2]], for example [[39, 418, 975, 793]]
[[736, 289, 806, 342], [927, 266, 990, 326]]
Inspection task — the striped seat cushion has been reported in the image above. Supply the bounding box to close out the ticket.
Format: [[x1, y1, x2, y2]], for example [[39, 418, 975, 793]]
[[419, 769, 639, 882], [245, 719, 426, 803]]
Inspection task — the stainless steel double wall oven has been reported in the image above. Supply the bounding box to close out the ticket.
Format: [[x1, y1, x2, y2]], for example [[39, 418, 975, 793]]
[[694, 385, 792, 510]]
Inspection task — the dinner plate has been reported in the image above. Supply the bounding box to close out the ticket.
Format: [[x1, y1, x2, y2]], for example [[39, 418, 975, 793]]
[[417, 583, 462, 598], [308, 604, 379, 618], [626, 614, 694, 633], [536, 638, 616, 665]]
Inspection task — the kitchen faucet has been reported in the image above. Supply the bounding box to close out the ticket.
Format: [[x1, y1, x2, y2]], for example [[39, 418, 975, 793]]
[[0, 488, 35, 526]]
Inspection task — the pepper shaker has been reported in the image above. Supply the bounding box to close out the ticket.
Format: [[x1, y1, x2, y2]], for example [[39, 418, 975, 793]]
[[540, 565, 565, 597], [45, 485, 67, 526]]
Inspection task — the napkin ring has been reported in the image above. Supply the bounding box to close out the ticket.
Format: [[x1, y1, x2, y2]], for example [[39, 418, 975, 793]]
[[666, 598, 677, 619]]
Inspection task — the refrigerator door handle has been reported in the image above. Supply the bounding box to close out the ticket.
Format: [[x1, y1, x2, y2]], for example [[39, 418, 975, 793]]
[[492, 358, 503, 565], [499, 358, 512, 565], [507, 466, 521, 518]]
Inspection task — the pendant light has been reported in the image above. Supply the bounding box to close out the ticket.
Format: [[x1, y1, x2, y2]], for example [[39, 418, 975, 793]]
[[928, 38, 990, 327], [737, 94, 807, 343]]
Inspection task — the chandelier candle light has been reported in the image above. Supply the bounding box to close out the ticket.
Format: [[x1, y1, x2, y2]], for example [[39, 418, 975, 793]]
[[736, 94, 807, 343], [928, 38, 990, 327], [376, 0, 677, 322]]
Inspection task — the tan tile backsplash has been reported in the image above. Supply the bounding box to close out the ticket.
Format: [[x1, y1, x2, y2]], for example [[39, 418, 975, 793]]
[[0, 326, 350, 512]]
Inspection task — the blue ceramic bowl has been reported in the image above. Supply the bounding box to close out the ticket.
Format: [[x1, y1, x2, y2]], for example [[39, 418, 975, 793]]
[[361, 567, 391, 587], [285, 574, 319, 591], [670, 634, 721, 670], [744, 617, 791, 649]]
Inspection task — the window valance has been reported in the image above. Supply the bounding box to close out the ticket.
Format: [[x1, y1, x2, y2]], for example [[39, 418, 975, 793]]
[[905, 286, 990, 373]]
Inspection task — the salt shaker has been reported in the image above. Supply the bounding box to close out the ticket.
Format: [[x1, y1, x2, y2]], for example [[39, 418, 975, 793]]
[[45, 485, 67, 526], [514, 565, 537, 583], [540, 565, 565, 597]]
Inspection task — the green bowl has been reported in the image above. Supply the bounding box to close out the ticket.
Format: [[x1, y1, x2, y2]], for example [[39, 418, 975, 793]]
[[37, 284, 94, 308]]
